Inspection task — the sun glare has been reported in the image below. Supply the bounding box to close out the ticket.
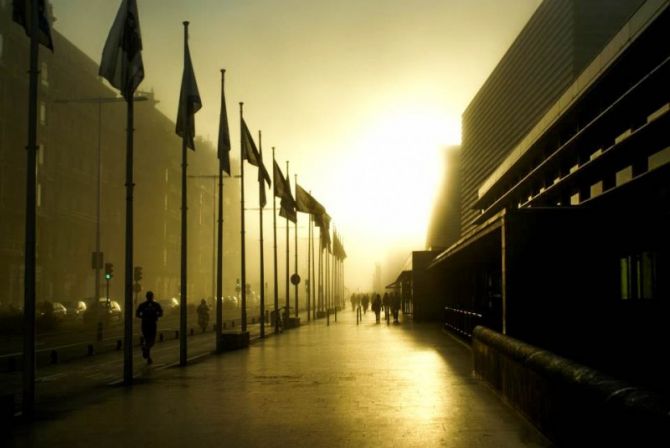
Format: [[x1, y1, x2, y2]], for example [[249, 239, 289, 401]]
[[333, 106, 460, 253]]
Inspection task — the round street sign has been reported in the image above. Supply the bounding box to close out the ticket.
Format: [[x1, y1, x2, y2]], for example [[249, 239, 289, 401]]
[[290, 273, 301, 285]]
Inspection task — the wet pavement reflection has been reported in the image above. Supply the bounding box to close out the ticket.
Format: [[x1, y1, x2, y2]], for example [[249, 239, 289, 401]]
[[9, 311, 550, 447]]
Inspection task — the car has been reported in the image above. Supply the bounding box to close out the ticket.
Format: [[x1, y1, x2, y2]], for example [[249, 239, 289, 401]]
[[157, 297, 179, 315], [84, 298, 122, 323], [63, 300, 87, 319], [37, 301, 67, 319]]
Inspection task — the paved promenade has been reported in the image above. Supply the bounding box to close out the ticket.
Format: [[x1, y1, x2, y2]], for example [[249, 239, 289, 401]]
[[8, 310, 550, 447]]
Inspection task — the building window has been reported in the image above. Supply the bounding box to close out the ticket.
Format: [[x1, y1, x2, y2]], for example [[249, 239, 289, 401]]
[[620, 251, 656, 300], [41, 62, 48, 86], [39, 102, 47, 125]]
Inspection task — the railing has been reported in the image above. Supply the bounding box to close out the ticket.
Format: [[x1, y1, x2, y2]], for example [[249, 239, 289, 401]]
[[443, 306, 483, 340]]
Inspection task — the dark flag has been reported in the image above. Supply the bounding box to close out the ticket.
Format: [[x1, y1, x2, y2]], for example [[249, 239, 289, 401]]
[[273, 160, 292, 201], [176, 33, 202, 150], [295, 184, 325, 216], [314, 211, 331, 252], [13, 0, 54, 51], [273, 160, 296, 222], [99, 0, 143, 100], [217, 71, 231, 174], [241, 119, 271, 186], [259, 150, 269, 208], [279, 177, 297, 223]]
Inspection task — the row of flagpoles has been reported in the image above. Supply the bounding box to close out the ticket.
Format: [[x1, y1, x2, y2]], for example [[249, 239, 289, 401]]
[[14, 0, 347, 415]]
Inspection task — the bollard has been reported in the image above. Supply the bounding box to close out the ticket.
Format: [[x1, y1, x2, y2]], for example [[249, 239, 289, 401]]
[[50, 350, 58, 364], [87, 344, 94, 356]]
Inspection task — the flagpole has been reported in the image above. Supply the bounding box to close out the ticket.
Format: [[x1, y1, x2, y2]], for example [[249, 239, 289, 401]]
[[123, 78, 135, 384], [216, 69, 225, 352], [326, 243, 330, 326], [239, 102, 247, 333], [259, 131, 265, 338], [285, 161, 290, 317], [310, 193, 315, 321], [272, 148, 279, 333], [307, 214, 311, 322], [22, 0, 40, 415], [294, 174, 299, 318], [179, 21, 190, 367]]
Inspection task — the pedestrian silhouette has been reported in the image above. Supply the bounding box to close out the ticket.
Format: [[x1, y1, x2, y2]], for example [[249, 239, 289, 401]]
[[372, 294, 382, 324], [136, 290, 163, 364], [197, 298, 210, 333]]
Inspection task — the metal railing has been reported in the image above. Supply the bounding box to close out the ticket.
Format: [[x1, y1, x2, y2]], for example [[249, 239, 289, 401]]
[[443, 306, 483, 340]]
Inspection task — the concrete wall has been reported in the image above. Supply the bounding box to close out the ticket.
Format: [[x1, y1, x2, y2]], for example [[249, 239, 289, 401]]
[[472, 326, 670, 446]]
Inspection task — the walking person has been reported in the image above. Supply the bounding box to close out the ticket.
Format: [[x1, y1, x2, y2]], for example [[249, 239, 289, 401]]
[[136, 290, 163, 364], [372, 294, 382, 324], [197, 298, 210, 333]]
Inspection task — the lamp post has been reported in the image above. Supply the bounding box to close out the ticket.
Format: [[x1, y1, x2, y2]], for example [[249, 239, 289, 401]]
[[53, 95, 147, 307]]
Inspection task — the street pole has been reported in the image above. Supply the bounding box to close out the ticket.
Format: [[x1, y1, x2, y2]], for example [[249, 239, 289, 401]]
[[272, 148, 279, 333], [179, 22, 189, 367], [22, 0, 40, 415], [307, 214, 311, 322], [294, 174, 299, 318], [239, 102, 247, 333], [258, 131, 265, 338], [285, 161, 290, 317]]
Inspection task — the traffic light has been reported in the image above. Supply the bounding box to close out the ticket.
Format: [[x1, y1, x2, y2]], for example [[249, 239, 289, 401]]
[[104, 262, 114, 280], [134, 266, 143, 282]]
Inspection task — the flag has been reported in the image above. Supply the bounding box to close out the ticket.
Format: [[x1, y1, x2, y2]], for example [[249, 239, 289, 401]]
[[273, 160, 296, 222], [319, 219, 331, 252], [295, 184, 324, 216], [334, 231, 347, 260], [13, 0, 54, 51], [259, 149, 268, 208], [99, 0, 144, 100], [217, 73, 231, 175], [176, 32, 202, 150], [279, 177, 297, 223], [273, 160, 291, 201], [241, 118, 271, 185]]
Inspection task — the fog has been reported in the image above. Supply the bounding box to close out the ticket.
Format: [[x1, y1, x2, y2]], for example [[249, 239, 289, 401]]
[[46, 0, 539, 292]]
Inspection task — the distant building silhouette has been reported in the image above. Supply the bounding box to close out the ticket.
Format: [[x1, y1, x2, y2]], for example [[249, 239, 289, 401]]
[[0, 5, 241, 306], [426, 146, 460, 251]]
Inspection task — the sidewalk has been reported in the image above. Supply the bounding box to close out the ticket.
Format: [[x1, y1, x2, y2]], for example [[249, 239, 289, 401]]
[[8, 310, 550, 448]]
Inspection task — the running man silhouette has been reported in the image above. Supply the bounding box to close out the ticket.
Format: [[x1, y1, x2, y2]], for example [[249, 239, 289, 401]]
[[135, 290, 163, 364]]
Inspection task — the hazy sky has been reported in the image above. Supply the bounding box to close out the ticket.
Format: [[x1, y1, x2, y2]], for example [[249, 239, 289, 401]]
[[50, 0, 540, 291]]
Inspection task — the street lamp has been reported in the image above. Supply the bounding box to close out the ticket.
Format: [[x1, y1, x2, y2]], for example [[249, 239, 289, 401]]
[[52, 94, 147, 308]]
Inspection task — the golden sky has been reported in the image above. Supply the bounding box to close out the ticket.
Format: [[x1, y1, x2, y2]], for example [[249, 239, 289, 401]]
[[51, 0, 540, 291]]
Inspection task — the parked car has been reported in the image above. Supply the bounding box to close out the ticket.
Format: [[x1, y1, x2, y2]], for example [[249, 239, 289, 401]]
[[63, 300, 87, 319], [84, 298, 122, 323], [37, 301, 67, 319], [157, 297, 180, 315]]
